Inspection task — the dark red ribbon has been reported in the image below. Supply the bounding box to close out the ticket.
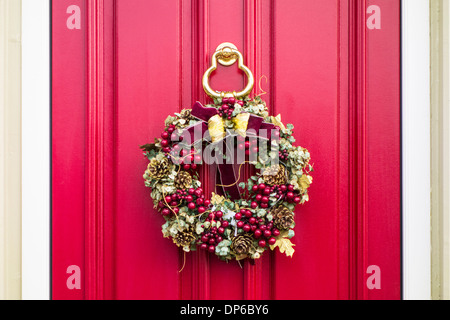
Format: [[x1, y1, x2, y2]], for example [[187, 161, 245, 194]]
[[178, 102, 278, 200]]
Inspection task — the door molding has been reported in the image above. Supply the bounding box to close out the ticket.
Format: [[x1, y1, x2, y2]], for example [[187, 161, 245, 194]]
[[401, 0, 431, 300]]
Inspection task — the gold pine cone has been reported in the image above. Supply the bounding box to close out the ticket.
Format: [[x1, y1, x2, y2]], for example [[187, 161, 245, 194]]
[[262, 164, 287, 186], [172, 227, 196, 248], [231, 234, 253, 255], [174, 171, 192, 190], [272, 205, 295, 230], [146, 157, 171, 180]]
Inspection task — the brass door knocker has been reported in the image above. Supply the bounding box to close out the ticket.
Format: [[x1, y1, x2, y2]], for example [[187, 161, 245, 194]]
[[202, 42, 255, 99]]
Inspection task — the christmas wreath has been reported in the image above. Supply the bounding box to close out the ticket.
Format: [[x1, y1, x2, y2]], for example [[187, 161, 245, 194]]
[[140, 43, 313, 262]]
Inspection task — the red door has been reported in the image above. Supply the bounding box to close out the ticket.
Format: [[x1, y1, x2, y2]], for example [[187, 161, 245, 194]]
[[52, 0, 401, 300]]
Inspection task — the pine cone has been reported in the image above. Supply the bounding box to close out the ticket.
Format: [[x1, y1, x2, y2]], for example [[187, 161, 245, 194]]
[[172, 227, 196, 248], [272, 205, 295, 230], [174, 171, 192, 189], [146, 157, 171, 180], [262, 164, 287, 186], [231, 234, 253, 255]]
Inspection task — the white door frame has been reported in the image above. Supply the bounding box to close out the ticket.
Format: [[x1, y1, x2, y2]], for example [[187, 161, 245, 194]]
[[401, 0, 431, 300], [21, 0, 50, 300], [20, 0, 432, 300]]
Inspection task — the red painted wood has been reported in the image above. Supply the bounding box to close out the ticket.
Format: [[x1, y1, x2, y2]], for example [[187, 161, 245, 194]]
[[52, 0, 401, 300]]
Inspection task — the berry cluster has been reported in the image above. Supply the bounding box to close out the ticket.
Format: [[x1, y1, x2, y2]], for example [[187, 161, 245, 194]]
[[278, 149, 289, 161], [160, 124, 179, 153], [218, 97, 245, 120], [237, 136, 259, 157], [235, 209, 280, 248], [199, 211, 229, 253], [159, 187, 210, 216], [250, 183, 302, 208]]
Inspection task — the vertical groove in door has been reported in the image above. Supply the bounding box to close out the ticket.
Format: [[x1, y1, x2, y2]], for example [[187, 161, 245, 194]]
[[86, 0, 105, 301], [348, 0, 367, 300], [190, 0, 210, 300]]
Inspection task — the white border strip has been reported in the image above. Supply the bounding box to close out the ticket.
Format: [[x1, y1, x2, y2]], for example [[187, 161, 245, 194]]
[[402, 0, 431, 300], [21, 0, 51, 300]]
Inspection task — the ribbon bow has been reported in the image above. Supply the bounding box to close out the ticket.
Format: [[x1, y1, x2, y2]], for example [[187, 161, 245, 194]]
[[178, 102, 278, 199]]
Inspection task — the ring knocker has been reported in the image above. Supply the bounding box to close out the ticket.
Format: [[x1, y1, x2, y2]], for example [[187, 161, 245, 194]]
[[202, 42, 255, 99]]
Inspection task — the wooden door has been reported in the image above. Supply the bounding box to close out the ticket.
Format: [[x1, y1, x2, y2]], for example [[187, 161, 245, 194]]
[[52, 0, 401, 300]]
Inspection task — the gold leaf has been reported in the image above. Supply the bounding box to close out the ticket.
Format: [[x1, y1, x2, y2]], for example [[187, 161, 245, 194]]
[[235, 254, 248, 261], [299, 175, 312, 191], [270, 114, 286, 132], [270, 237, 295, 258], [211, 192, 225, 206]]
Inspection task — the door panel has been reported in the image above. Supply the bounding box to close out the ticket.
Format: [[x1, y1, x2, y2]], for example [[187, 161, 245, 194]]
[[52, 0, 400, 300]]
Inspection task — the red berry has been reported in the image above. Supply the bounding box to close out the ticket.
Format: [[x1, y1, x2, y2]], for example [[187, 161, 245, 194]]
[[208, 245, 215, 253], [261, 196, 269, 203], [188, 202, 196, 210], [268, 237, 277, 245], [235, 213, 242, 220], [258, 240, 266, 248], [288, 185, 295, 192], [200, 243, 208, 250], [172, 207, 179, 214], [191, 164, 198, 170], [251, 225, 258, 232], [161, 139, 169, 147], [252, 185, 259, 192], [254, 229, 262, 238], [251, 202, 258, 209], [161, 131, 169, 139], [249, 217, 257, 225], [245, 150, 250, 156], [188, 188, 195, 194], [280, 185, 287, 192], [167, 127, 175, 134], [196, 198, 204, 205], [255, 194, 262, 202], [264, 188, 271, 195], [186, 195, 193, 203], [243, 225, 251, 232], [183, 164, 191, 170], [260, 203, 268, 209], [240, 209, 247, 215], [170, 201, 178, 207], [198, 207, 206, 214], [204, 199, 211, 206], [218, 227, 225, 234], [201, 235, 209, 243], [209, 238, 215, 245], [245, 210, 252, 218], [264, 230, 272, 238], [259, 225, 267, 231], [161, 208, 170, 216], [258, 183, 266, 190], [222, 97, 230, 104], [294, 196, 301, 204], [222, 221, 229, 228], [237, 221, 245, 228], [165, 196, 172, 203], [245, 141, 250, 149], [228, 97, 236, 104], [287, 192, 294, 199], [215, 211, 223, 218], [272, 229, 280, 237]]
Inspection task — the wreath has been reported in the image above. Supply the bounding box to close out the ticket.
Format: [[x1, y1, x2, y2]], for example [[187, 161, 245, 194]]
[[140, 44, 313, 262]]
